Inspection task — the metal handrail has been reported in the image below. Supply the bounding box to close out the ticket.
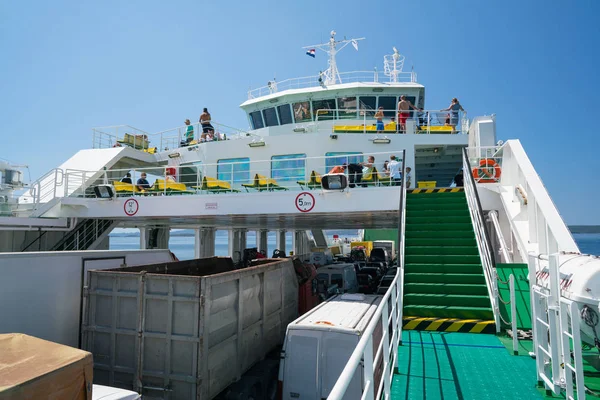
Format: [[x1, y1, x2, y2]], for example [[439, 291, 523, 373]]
[[329, 149, 406, 400], [462, 147, 500, 331], [487, 210, 512, 263], [247, 70, 418, 99]]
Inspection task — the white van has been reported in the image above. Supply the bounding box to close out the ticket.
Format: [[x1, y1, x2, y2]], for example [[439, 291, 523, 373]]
[[278, 294, 383, 400], [315, 264, 359, 293]]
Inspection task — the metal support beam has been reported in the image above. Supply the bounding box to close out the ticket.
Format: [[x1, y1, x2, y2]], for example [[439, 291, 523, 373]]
[[276, 230, 286, 254], [256, 229, 268, 254]]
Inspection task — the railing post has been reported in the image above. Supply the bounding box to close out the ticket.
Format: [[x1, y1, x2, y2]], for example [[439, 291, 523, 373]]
[[547, 253, 562, 394], [362, 336, 375, 400], [510, 274, 518, 355], [381, 306, 391, 400]]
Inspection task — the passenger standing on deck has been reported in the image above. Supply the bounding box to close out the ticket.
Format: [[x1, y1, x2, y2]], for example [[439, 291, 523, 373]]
[[375, 107, 384, 133], [182, 119, 194, 145], [454, 169, 464, 187], [405, 167, 412, 188], [441, 98, 466, 133], [397, 95, 420, 133], [388, 155, 402, 186], [199, 108, 214, 137]]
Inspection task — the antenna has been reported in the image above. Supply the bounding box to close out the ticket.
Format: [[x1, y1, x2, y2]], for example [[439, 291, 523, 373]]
[[302, 31, 365, 85], [383, 47, 405, 83]]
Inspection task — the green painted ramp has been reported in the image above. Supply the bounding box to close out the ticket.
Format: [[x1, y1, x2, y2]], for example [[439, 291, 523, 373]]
[[363, 228, 398, 249], [403, 191, 495, 324], [496, 263, 532, 330]]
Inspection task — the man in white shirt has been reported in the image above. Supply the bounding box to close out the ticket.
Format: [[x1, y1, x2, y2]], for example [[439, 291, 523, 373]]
[[388, 155, 402, 186]]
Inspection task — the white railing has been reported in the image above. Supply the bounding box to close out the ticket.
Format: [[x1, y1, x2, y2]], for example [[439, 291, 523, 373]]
[[467, 142, 578, 258], [316, 108, 468, 135], [487, 210, 512, 263], [247, 70, 418, 99], [329, 152, 405, 400], [529, 253, 586, 398], [463, 148, 500, 331], [92, 121, 255, 151], [328, 268, 403, 400], [29, 168, 64, 208], [67, 150, 404, 198]]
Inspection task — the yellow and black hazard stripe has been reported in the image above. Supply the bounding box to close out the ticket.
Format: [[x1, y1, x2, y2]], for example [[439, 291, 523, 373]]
[[403, 316, 495, 333], [408, 188, 464, 194]]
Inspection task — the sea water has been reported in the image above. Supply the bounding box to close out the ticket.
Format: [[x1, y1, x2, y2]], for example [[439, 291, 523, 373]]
[[109, 231, 600, 261]]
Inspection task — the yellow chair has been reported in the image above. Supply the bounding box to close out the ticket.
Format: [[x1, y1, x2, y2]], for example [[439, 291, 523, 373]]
[[193, 176, 240, 193], [150, 179, 194, 195], [112, 181, 139, 196], [360, 167, 377, 186], [297, 171, 322, 190], [243, 174, 289, 192], [117, 133, 150, 150]]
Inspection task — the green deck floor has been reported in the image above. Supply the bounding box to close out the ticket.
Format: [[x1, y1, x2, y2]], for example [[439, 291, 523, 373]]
[[391, 331, 542, 400]]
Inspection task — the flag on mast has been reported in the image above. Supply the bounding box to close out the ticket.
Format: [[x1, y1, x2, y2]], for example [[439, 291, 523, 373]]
[[306, 49, 316, 58], [351, 39, 359, 51]]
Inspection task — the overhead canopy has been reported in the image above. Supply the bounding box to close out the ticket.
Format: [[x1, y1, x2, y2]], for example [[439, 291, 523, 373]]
[[0, 333, 93, 400]]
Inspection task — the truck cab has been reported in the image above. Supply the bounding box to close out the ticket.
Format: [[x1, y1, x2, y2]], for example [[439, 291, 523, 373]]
[[278, 294, 382, 400], [315, 264, 359, 293]]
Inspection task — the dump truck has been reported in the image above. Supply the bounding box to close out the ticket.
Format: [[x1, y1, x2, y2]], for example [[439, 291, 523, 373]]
[[82, 255, 319, 400]]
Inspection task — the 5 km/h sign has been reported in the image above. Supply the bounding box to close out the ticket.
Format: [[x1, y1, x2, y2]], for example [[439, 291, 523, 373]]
[[295, 192, 315, 213]]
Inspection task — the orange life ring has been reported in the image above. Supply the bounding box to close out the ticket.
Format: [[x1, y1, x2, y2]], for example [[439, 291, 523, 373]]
[[472, 159, 501, 183]]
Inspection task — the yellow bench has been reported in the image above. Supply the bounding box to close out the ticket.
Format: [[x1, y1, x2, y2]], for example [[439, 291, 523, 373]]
[[297, 171, 322, 190], [242, 174, 289, 192], [150, 179, 194, 195], [192, 176, 240, 193], [117, 133, 150, 150], [112, 181, 139, 196], [417, 126, 454, 133], [332, 125, 398, 133]]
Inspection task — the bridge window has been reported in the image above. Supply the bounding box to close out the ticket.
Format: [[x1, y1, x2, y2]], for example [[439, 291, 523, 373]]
[[338, 97, 357, 119], [262, 107, 279, 127], [249, 111, 264, 130], [217, 157, 250, 185], [271, 154, 306, 183], [277, 104, 293, 125], [293, 101, 312, 122], [359, 96, 376, 117], [325, 152, 363, 174], [312, 99, 336, 121], [377, 96, 397, 117]]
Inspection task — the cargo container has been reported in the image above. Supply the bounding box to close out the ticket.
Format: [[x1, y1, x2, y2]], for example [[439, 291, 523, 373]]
[[82, 256, 303, 400], [350, 241, 373, 257]]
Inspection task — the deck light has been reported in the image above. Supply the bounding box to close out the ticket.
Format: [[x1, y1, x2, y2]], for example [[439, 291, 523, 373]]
[[93, 185, 114, 199], [293, 128, 307, 133], [248, 141, 266, 148], [168, 152, 181, 158], [372, 88, 384, 92], [372, 138, 391, 144], [330, 134, 338, 139]]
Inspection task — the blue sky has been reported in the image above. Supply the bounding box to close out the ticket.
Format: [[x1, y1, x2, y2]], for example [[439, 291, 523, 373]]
[[1, 0, 598, 224]]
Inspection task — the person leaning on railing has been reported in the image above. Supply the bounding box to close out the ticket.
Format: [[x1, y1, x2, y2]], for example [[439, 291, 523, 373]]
[[137, 173, 151, 192], [441, 98, 466, 133], [199, 108, 214, 138]]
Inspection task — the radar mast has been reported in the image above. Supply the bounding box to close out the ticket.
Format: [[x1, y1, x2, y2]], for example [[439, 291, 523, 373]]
[[302, 31, 365, 85]]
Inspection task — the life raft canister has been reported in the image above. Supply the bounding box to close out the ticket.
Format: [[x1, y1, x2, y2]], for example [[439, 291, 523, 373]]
[[472, 158, 501, 183]]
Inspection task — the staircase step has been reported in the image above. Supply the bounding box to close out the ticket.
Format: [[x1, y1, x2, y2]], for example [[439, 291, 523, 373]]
[[406, 230, 474, 239], [405, 254, 481, 264], [405, 245, 479, 256], [403, 305, 494, 320], [402, 316, 496, 333], [404, 283, 489, 295], [406, 215, 472, 224], [407, 203, 469, 211], [407, 191, 465, 199], [408, 209, 471, 217], [405, 263, 484, 274], [405, 223, 473, 232], [405, 238, 476, 247], [404, 272, 486, 284], [404, 293, 491, 307]]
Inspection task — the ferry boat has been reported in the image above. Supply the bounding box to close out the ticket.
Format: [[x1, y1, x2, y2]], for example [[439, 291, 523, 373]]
[[1, 31, 600, 400]]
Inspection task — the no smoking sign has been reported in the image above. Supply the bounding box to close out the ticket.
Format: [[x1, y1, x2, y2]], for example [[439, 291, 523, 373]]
[[295, 192, 315, 213]]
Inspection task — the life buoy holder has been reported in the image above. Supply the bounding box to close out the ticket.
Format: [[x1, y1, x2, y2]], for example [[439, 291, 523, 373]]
[[472, 159, 501, 183]]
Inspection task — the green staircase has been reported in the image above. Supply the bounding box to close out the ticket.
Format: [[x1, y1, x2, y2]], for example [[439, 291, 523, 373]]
[[403, 190, 495, 325]]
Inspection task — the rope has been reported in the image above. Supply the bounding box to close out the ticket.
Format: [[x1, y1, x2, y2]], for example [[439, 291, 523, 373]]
[[498, 312, 512, 327], [497, 292, 511, 305]]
